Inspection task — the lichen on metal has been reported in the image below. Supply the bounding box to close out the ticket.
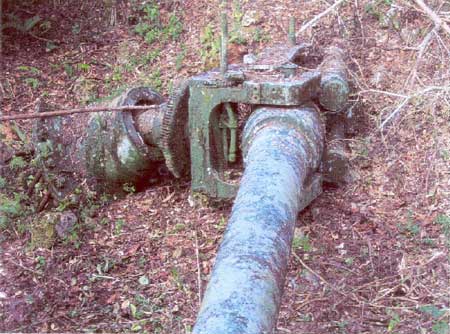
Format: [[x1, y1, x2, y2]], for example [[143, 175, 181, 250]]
[[160, 81, 191, 178], [82, 87, 165, 191], [27, 14, 354, 333], [192, 107, 324, 334], [319, 46, 349, 112]]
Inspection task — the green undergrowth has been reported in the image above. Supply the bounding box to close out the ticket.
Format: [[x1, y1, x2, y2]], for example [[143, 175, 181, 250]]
[[133, 2, 183, 46], [0, 126, 110, 249]]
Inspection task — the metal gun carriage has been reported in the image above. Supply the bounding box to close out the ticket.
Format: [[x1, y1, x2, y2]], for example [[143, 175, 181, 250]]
[[33, 15, 351, 334]]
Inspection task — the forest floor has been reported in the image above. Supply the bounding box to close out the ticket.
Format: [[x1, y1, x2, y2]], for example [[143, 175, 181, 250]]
[[1, 0, 449, 333]]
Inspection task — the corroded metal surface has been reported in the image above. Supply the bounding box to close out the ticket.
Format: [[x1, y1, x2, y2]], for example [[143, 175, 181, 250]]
[[319, 46, 349, 112], [82, 87, 165, 191], [134, 106, 164, 149], [193, 107, 324, 334], [188, 67, 320, 199], [27, 25, 352, 332], [161, 81, 191, 178], [322, 114, 352, 184]]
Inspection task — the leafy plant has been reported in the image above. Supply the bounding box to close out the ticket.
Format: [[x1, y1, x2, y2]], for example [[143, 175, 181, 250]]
[[175, 46, 186, 71], [35, 255, 46, 269], [199, 24, 220, 70], [17, 65, 41, 75], [138, 275, 149, 286], [149, 69, 162, 90], [170, 267, 184, 290], [292, 235, 312, 252], [432, 321, 449, 334], [387, 310, 401, 332], [399, 211, 420, 237], [114, 219, 125, 235], [9, 156, 26, 170], [72, 23, 81, 35], [419, 305, 446, 319], [364, 0, 399, 29], [251, 27, 270, 43], [112, 68, 122, 81], [0, 193, 23, 229], [435, 214, 450, 247], [64, 63, 75, 78], [142, 48, 161, 64], [173, 223, 185, 232], [0, 177, 6, 189], [133, 3, 183, 46], [229, 0, 247, 45], [78, 63, 91, 72], [123, 183, 136, 194], [45, 41, 58, 52], [3, 14, 41, 33], [214, 215, 227, 230], [24, 77, 40, 89], [164, 13, 183, 40]]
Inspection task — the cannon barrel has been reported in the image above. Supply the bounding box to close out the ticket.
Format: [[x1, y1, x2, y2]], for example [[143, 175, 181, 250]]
[[193, 106, 325, 334]]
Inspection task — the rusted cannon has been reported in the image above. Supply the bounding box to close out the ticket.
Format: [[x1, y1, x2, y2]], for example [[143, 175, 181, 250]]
[[28, 15, 350, 333]]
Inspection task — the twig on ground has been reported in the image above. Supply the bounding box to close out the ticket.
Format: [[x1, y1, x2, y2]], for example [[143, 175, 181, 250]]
[[433, 29, 450, 56], [414, 0, 450, 37], [194, 230, 203, 306], [405, 26, 437, 88], [9, 259, 41, 275], [354, 0, 366, 46], [0, 105, 158, 121], [297, 0, 346, 35], [376, 85, 450, 129], [358, 89, 408, 98], [28, 32, 56, 43], [380, 97, 411, 129], [292, 252, 347, 298], [27, 170, 43, 197], [37, 190, 51, 212]]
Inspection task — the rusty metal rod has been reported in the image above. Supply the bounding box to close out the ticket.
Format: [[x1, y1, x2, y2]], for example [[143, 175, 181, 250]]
[[0, 105, 157, 122], [220, 11, 228, 75], [288, 17, 296, 46], [193, 106, 324, 334]]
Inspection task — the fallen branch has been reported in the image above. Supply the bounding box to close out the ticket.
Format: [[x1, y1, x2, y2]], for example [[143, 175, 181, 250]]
[[414, 0, 450, 37], [0, 105, 158, 122], [37, 190, 51, 212], [380, 85, 450, 130], [27, 170, 43, 197], [194, 230, 203, 306], [405, 26, 437, 88], [297, 0, 346, 35]]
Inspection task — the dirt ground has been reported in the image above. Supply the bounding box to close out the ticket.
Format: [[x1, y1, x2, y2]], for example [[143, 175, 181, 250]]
[[1, 0, 449, 333]]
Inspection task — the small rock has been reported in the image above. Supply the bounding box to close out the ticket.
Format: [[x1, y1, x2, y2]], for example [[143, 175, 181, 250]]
[[31, 210, 78, 248], [73, 76, 98, 104], [0, 142, 13, 165], [370, 65, 389, 89], [172, 247, 183, 259], [400, 27, 420, 46], [301, 270, 320, 288], [116, 40, 140, 65], [242, 10, 261, 27], [55, 211, 77, 238], [243, 53, 257, 65]]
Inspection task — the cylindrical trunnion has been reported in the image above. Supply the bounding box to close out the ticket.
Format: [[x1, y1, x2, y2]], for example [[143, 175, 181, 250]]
[[82, 87, 165, 191], [193, 106, 325, 334], [319, 46, 349, 112]]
